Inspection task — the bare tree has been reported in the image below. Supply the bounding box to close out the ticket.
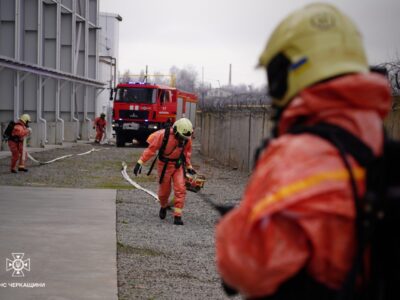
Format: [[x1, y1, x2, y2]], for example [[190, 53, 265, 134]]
[[120, 69, 132, 83], [373, 61, 400, 96], [170, 65, 198, 92]]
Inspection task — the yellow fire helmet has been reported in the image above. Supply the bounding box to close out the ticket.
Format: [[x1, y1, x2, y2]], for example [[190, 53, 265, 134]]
[[258, 3, 369, 108], [19, 114, 31, 124], [173, 118, 193, 140]]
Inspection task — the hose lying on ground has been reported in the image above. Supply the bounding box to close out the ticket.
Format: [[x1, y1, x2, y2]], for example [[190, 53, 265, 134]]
[[120, 162, 236, 212], [121, 161, 159, 202], [28, 148, 102, 165]]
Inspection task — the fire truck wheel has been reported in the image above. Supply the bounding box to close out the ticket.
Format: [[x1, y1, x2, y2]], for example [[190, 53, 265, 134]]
[[116, 134, 125, 147]]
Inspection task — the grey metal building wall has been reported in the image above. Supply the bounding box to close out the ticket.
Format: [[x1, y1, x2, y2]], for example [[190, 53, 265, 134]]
[[0, 0, 105, 148]]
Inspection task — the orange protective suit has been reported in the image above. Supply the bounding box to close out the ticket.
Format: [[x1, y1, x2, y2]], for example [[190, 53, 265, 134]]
[[94, 117, 106, 142], [8, 121, 30, 171], [216, 73, 391, 298], [139, 128, 192, 217]]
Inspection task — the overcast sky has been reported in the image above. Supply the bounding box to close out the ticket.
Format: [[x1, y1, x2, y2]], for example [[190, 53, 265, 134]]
[[99, 0, 400, 88]]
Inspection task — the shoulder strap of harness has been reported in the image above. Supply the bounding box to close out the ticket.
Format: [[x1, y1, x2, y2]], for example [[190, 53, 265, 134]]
[[147, 127, 171, 176], [289, 122, 375, 167], [289, 122, 376, 300], [159, 126, 171, 158]]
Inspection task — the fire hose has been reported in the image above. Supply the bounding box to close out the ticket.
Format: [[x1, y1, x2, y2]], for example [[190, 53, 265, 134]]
[[28, 148, 102, 165], [121, 161, 159, 202], [120, 161, 235, 214]]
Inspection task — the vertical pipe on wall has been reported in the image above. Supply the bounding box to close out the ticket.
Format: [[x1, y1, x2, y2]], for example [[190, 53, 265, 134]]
[[37, 76, 47, 146], [14, 0, 21, 121], [84, 86, 91, 132], [84, 0, 91, 131], [55, 80, 64, 143], [71, 0, 79, 139], [55, 1, 64, 143], [37, 1, 47, 146], [94, 0, 101, 129], [71, 83, 80, 139], [95, 0, 99, 81], [14, 72, 20, 121]]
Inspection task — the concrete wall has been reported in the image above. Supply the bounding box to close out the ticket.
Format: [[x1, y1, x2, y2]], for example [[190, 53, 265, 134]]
[[200, 97, 400, 172], [385, 96, 400, 140], [200, 109, 273, 172]]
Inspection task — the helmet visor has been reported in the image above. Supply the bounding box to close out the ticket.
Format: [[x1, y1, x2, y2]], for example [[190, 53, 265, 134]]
[[267, 52, 291, 101]]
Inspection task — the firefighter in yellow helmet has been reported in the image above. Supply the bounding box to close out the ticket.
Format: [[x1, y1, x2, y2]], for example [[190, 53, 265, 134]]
[[216, 3, 391, 298], [7, 114, 32, 173], [133, 118, 195, 225]]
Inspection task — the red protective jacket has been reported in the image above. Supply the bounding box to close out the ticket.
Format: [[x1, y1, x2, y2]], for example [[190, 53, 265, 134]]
[[11, 121, 30, 141], [216, 73, 391, 298], [94, 117, 106, 131], [139, 128, 192, 167]]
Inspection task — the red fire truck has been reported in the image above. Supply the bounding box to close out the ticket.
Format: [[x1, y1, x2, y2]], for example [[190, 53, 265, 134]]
[[111, 82, 198, 147]]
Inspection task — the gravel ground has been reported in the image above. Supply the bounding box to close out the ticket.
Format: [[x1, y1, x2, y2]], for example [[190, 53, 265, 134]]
[[0, 139, 248, 299]]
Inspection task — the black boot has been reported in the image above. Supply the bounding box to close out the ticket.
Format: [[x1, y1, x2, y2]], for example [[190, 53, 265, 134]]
[[159, 207, 167, 220], [173, 216, 184, 225], [18, 168, 28, 172]]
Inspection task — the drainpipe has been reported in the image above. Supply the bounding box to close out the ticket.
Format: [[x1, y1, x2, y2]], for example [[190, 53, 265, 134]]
[[84, 86, 91, 139], [55, 2, 64, 144], [56, 80, 65, 143], [36, 1, 46, 147], [37, 76, 48, 147], [83, 6, 91, 139], [71, 83, 80, 140], [14, 0, 20, 121], [112, 57, 117, 87]]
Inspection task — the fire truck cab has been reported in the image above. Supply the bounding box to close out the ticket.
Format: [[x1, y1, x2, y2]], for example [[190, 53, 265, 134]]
[[111, 82, 197, 147]]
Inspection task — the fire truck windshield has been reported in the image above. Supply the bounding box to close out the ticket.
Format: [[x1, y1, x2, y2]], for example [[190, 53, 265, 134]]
[[115, 88, 156, 104]]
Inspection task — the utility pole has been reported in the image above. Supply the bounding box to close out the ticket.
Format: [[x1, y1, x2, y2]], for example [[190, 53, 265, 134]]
[[202, 66, 204, 103], [145, 65, 148, 83], [229, 63, 232, 86]]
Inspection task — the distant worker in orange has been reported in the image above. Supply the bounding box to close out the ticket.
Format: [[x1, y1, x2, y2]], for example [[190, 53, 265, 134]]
[[93, 113, 106, 143], [133, 118, 195, 225], [216, 3, 391, 299], [7, 114, 32, 173]]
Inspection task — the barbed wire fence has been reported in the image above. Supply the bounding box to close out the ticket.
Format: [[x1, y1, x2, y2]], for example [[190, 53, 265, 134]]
[[199, 61, 400, 113], [383, 62, 400, 96], [199, 92, 272, 113], [373, 61, 400, 111]]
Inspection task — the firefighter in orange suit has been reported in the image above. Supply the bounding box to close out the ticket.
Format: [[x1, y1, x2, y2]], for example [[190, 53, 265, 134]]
[[8, 114, 32, 173], [133, 118, 194, 225], [215, 3, 391, 299], [93, 113, 106, 143]]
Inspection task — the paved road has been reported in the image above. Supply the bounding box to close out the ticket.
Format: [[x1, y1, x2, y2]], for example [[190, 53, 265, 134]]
[[0, 186, 117, 300]]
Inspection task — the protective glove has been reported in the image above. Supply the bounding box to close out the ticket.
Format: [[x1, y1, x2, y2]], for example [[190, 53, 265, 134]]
[[133, 162, 142, 176], [187, 167, 196, 175]]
